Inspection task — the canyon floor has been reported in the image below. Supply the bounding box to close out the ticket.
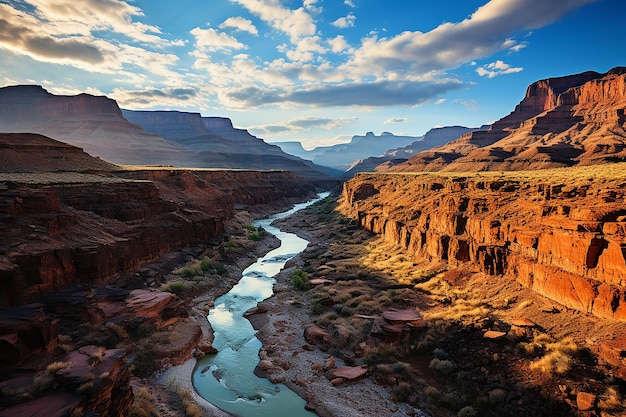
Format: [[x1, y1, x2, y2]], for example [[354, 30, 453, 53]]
[[137, 194, 625, 417], [255, 196, 625, 417]]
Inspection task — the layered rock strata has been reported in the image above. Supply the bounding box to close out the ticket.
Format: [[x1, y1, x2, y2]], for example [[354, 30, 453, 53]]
[[339, 168, 626, 321], [391, 67, 626, 172]]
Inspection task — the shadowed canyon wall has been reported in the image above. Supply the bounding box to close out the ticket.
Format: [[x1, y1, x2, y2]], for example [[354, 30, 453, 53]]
[[0, 168, 316, 306], [339, 171, 626, 321]]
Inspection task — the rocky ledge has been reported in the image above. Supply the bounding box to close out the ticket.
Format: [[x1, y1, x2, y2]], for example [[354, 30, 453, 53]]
[[339, 166, 626, 322]]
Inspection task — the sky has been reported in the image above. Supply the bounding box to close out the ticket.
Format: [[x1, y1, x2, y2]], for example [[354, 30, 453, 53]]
[[0, 0, 623, 149]]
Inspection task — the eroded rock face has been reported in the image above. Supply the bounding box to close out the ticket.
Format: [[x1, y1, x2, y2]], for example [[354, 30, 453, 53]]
[[339, 171, 626, 321], [391, 68, 626, 172]]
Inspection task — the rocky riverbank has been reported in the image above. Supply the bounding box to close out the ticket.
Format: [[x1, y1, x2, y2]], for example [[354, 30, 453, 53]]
[[249, 195, 625, 417]]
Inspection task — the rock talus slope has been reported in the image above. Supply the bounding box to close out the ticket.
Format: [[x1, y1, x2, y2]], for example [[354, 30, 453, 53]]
[[339, 168, 626, 321]]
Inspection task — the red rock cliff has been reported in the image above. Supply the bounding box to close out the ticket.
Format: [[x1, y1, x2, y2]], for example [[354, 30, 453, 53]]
[[339, 168, 626, 321]]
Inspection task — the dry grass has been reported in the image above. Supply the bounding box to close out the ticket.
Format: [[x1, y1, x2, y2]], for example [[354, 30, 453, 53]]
[[360, 161, 626, 184], [129, 387, 159, 417], [529, 337, 579, 375]]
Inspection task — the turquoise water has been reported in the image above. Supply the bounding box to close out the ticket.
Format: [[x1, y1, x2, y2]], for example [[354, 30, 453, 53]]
[[193, 193, 329, 417]]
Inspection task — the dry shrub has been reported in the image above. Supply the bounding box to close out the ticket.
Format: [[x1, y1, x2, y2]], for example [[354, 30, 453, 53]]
[[598, 386, 624, 411], [129, 387, 158, 417], [105, 322, 129, 339], [47, 361, 71, 374], [530, 337, 578, 375]]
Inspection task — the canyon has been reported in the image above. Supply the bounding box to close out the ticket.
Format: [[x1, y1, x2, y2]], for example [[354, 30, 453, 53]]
[[0, 132, 326, 416]]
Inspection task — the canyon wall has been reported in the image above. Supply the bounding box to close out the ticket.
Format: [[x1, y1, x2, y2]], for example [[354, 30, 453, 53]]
[[0, 168, 317, 306], [339, 170, 626, 321], [391, 67, 626, 173]]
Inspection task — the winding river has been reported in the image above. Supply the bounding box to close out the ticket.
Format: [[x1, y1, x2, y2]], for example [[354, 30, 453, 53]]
[[192, 193, 329, 417]]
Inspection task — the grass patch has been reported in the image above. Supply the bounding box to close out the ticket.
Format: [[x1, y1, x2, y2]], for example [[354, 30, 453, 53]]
[[129, 387, 159, 417], [160, 281, 186, 295]]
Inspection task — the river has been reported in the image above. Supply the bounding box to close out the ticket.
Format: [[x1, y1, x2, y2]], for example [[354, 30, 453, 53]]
[[192, 193, 329, 417]]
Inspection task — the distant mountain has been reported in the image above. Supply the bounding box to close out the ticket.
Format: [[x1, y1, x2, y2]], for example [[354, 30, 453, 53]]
[[389, 67, 626, 172], [345, 126, 483, 175], [0, 85, 190, 166], [0, 86, 335, 180], [276, 132, 424, 170], [122, 110, 337, 178]]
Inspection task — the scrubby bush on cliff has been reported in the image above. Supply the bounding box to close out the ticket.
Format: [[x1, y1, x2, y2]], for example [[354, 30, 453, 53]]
[[292, 269, 310, 291], [246, 224, 266, 241], [161, 281, 186, 295], [129, 387, 159, 417]]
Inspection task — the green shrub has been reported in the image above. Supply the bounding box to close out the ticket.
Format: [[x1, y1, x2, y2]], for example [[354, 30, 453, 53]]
[[247, 225, 266, 241], [161, 281, 186, 295], [292, 269, 310, 291], [180, 266, 201, 278], [429, 358, 458, 376]]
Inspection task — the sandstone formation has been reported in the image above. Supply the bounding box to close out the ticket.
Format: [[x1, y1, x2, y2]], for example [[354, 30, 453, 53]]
[[121, 110, 334, 179], [390, 67, 626, 172], [339, 167, 626, 321], [0, 86, 336, 179], [0, 85, 190, 166]]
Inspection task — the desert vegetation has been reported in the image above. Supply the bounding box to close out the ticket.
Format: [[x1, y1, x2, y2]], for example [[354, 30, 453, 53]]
[[270, 194, 626, 417]]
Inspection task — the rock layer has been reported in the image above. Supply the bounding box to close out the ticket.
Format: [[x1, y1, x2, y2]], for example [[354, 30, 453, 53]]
[[339, 168, 626, 321], [391, 67, 626, 172]]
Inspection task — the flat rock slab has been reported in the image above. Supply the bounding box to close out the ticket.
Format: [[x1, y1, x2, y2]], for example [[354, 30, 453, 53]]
[[483, 330, 507, 340], [381, 308, 422, 324], [309, 278, 333, 285], [511, 317, 536, 327], [329, 366, 368, 380]]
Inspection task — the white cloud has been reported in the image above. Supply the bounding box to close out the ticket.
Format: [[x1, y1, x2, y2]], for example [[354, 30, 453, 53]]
[[342, 0, 596, 80], [231, 0, 316, 43], [434, 98, 447, 105], [384, 118, 410, 124], [476, 60, 523, 78], [328, 35, 352, 54], [331, 13, 356, 28], [303, 0, 323, 14], [191, 27, 246, 52], [344, 0, 356, 7], [219, 17, 259, 35]]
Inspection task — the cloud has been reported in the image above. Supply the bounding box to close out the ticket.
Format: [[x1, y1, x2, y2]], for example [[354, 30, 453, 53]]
[[219, 17, 258, 35], [191, 27, 246, 52], [476, 60, 523, 78], [384, 118, 410, 124], [231, 0, 316, 43], [227, 79, 463, 108], [328, 35, 352, 54], [332, 13, 356, 28], [111, 87, 199, 108], [0, 1, 181, 77], [342, 0, 597, 79], [303, 0, 323, 14], [344, 0, 356, 7], [249, 116, 358, 136]]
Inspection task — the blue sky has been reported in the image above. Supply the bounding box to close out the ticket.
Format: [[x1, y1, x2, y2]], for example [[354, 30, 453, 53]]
[[0, 0, 623, 149]]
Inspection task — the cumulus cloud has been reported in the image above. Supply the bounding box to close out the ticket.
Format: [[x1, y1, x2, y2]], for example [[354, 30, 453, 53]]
[[476, 60, 523, 78], [231, 0, 316, 43], [219, 17, 259, 35], [328, 35, 352, 54], [0, 1, 181, 76], [384, 118, 410, 124], [342, 0, 597, 79], [344, 0, 356, 7], [191, 27, 246, 52], [331, 13, 356, 28]]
